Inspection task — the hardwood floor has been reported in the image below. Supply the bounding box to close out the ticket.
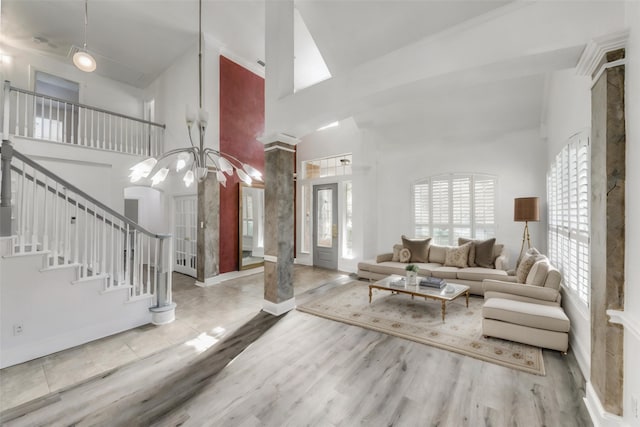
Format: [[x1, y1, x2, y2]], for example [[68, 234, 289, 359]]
[[0, 269, 591, 427]]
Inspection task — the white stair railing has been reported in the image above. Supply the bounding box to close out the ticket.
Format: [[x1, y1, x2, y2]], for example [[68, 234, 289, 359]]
[[2, 81, 164, 158], [0, 140, 175, 323]]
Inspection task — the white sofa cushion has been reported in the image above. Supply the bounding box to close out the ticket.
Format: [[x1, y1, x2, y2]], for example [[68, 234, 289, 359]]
[[483, 298, 570, 333]]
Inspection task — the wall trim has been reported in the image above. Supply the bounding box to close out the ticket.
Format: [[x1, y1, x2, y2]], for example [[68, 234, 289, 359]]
[[576, 30, 629, 77], [584, 382, 628, 427], [264, 255, 278, 263], [607, 309, 640, 342], [262, 297, 296, 316], [264, 144, 296, 153]]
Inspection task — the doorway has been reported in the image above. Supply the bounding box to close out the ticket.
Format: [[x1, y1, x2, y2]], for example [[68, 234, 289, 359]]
[[313, 183, 338, 270], [174, 195, 197, 277]]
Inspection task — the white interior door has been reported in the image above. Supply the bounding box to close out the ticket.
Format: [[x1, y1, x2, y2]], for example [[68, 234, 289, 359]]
[[174, 195, 197, 277]]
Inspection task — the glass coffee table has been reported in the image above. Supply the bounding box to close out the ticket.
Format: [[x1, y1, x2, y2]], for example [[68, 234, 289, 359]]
[[368, 274, 470, 322]]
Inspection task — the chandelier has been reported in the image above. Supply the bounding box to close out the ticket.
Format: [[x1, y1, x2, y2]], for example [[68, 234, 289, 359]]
[[129, 0, 262, 188]]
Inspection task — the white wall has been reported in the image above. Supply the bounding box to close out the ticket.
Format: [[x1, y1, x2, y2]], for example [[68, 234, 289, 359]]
[[542, 67, 592, 378], [296, 118, 366, 272], [623, 3, 640, 426], [374, 127, 547, 269], [3, 46, 145, 118], [124, 187, 166, 234]]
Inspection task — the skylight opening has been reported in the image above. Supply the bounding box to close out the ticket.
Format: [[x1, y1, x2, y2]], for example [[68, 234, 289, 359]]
[[294, 8, 331, 92]]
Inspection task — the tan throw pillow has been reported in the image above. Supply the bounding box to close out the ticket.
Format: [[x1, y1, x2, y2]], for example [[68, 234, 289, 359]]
[[474, 238, 496, 268], [444, 242, 472, 268], [391, 244, 403, 262], [399, 248, 411, 263], [516, 248, 543, 283], [401, 235, 431, 263], [458, 238, 476, 266]]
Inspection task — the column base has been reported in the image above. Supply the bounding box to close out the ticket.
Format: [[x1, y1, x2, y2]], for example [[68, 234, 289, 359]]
[[262, 297, 296, 316], [149, 302, 177, 325], [584, 381, 625, 427]]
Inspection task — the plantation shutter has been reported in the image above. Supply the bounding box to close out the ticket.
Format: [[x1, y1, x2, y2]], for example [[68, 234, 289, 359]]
[[413, 181, 430, 238], [473, 176, 496, 239], [451, 176, 471, 241]]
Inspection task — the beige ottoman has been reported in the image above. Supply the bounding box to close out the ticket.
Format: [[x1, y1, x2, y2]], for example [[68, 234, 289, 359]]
[[482, 297, 570, 353]]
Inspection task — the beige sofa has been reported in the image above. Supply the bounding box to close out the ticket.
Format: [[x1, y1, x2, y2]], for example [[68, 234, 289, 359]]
[[358, 242, 510, 295], [481, 254, 570, 353]]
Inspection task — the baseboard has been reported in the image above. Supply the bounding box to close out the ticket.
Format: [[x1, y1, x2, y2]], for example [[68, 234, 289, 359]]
[[570, 331, 590, 381], [584, 382, 628, 427], [262, 297, 296, 316], [194, 267, 264, 287]]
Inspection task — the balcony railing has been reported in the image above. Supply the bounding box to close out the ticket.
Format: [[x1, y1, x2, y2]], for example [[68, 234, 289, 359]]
[[2, 81, 165, 157]]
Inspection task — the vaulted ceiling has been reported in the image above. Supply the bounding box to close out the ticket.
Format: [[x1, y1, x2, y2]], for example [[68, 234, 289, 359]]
[[1, 1, 628, 139]]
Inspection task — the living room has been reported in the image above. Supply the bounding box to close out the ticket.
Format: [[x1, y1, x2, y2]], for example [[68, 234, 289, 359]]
[[1, 1, 639, 425]]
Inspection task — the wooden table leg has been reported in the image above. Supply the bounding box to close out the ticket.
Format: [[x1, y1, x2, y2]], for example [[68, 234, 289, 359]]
[[466, 291, 469, 308], [441, 300, 446, 322], [369, 287, 372, 303]]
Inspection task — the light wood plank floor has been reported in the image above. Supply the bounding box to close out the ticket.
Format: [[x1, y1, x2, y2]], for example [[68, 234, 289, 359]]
[[1, 269, 591, 427]]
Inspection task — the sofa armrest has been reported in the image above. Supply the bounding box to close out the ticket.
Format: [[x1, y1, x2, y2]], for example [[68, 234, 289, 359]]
[[482, 279, 560, 303], [494, 254, 509, 271], [376, 253, 393, 263]]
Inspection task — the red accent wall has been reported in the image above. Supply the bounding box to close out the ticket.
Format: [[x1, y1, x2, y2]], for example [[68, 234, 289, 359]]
[[219, 56, 265, 273]]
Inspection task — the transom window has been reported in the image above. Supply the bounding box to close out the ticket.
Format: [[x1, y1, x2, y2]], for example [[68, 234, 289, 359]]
[[412, 174, 497, 245], [547, 133, 590, 305]]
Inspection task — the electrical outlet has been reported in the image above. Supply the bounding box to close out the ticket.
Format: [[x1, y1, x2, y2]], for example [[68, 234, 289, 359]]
[[13, 323, 23, 336], [632, 395, 639, 419]]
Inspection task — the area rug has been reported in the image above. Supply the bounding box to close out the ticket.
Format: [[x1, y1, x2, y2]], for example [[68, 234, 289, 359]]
[[297, 281, 545, 375]]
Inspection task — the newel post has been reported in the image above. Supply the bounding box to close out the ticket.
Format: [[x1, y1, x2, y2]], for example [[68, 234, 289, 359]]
[[1, 139, 13, 237], [149, 235, 176, 325]]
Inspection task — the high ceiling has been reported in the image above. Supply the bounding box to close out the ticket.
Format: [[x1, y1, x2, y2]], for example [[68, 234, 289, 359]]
[[1, 1, 626, 139]]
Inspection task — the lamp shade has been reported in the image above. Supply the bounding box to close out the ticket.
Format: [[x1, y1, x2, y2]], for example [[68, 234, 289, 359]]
[[514, 197, 539, 222]]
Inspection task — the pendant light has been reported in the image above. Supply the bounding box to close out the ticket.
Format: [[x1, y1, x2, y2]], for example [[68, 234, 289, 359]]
[[73, 0, 97, 72]]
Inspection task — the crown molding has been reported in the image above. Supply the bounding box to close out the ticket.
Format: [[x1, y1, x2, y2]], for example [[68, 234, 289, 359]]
[[258, 132, 300, 146], [576, 30, 629, 77]]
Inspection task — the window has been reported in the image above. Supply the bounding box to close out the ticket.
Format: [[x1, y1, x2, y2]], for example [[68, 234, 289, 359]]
[[412, 174, 496, 245], [343, 181, 353, 258], [302, 154, 352, 179], [548, 134, 590, 305]]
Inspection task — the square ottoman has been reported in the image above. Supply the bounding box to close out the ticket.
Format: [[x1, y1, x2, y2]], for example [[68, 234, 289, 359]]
[[482, 297, 570, 353]]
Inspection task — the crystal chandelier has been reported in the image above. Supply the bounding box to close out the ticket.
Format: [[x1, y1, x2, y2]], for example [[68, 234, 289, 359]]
[[129, 0, 262, 188]]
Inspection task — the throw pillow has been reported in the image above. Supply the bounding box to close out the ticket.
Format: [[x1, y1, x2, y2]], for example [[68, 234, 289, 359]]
[[391, 244, 403, 262], [458, 238, 497, 268], [399, 248, 412, 263], [444, 242, 472, 268], [458, 238, 477, 266], [474, 238, 496, 268], [516, 248, 543, 283], [401, 235, 431, 263]]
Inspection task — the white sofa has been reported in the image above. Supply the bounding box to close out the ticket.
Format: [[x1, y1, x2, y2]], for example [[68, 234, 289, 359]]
[[482, 252, 570, 353], [358, 241, 511, 295]]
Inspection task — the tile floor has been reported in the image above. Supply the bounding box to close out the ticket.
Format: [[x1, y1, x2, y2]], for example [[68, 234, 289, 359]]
[[0, 265, 347, 412]]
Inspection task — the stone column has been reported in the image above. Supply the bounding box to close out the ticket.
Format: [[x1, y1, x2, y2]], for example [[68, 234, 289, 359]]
[[262, 135, 298, 315], [196, 171, 219, 286], [590, 49, 625, 416]]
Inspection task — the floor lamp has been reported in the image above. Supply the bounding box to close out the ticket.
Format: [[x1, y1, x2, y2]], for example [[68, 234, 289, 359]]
[[514, 197, 539, 265]]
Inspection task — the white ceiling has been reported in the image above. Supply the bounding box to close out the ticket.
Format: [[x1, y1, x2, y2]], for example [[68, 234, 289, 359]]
[[2, 1, 619, 139]]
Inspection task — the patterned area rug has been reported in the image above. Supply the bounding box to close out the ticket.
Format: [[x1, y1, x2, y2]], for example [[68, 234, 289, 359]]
[[297, 281, 545, 375]]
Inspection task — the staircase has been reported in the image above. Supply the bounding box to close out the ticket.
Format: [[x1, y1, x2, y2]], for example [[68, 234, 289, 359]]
[[0, 84, 175, 369]]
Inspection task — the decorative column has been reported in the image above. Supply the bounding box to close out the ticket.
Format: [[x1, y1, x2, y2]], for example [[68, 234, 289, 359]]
[[590, 48, 626, 416], [196, 171, 220, 286], [261, 134, 298, 315]]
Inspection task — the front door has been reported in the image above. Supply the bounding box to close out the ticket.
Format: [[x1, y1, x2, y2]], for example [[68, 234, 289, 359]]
[[313, 183, 338, 270], [174, 195, 197, 277]]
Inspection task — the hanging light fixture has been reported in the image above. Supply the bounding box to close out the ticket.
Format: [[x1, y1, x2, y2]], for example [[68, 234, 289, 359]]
[[129, 0, 262, 188], [73, 0, 97, 72]]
